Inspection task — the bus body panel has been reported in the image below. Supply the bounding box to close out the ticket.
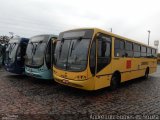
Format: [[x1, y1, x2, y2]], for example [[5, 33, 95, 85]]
[[111, 58, 157, 82], [94, 61, 112, 90]]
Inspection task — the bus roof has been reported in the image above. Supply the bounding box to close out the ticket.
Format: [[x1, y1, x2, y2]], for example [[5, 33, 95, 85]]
[[61, 28, 156, 50], [9, 37, 28, 43], [29, 34, 58, 43], [30, 34, 58, 39]]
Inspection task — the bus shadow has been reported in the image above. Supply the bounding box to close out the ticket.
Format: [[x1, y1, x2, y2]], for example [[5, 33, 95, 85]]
[[6, 74, 56, 85], [56, 76, 151, 97], [5, 73, 153, 97], [120, 76, 149, 88], [6, 74, 28, 79], [0, 66, 6, 71], [30, 77, 55, 85], [56, 84, 111, 97]]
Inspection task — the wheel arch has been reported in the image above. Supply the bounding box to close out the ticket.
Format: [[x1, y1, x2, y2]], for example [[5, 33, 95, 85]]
[[146, 67, 150, 73], [112, 70, 121, 83]]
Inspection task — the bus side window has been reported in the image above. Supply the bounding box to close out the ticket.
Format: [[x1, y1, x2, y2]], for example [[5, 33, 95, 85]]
[[125, 41, 133, 57], [16, 43, 27, 64], [89, 40, 96, 75], [114, 38, 125, 57], [147, 47, 152, 58], [20, 43, 27, 64], [21, 43, 27, 57], [16, 45, 21, 58], [152, 49, 157, 58], [133, 44, 141, 57], [97, 34, 111, 73], [141, 46, 147, 57]]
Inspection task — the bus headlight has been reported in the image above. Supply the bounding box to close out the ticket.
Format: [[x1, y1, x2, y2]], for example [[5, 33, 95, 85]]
[[39, 68, 44, 72], [53, 70, 57, 74]]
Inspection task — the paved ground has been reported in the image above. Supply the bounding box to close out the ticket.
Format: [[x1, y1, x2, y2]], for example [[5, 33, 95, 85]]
[[0, 66, 160, 120]]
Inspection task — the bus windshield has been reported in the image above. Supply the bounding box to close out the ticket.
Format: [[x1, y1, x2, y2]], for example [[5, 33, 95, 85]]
[[25, 35, 49, 67], [5, 39, 20, 63], [54, 30, 93, 71]]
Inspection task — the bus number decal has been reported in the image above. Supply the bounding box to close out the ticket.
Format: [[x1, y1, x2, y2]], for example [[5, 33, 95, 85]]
[[126, 60, 132, 69]]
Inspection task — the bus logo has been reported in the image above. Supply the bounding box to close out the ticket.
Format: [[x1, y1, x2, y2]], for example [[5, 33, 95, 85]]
[[126, 60, 132, 69]]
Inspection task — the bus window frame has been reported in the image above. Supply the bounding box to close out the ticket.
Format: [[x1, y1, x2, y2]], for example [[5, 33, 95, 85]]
[[46, 37, 57, 69], [95, 33, 112, 74], [89, 38, 96, 75], [45, 38, 52, 69]]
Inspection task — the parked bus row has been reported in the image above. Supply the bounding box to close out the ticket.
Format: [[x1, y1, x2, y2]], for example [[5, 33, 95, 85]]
[[1, 28, 158, 90], [4, 34, 57, 79]]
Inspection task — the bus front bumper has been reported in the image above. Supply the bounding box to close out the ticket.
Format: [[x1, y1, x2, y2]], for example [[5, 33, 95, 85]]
[[25, 67, 52, 80], [5, 64, 24, 74], [53, 74, 94, 90]]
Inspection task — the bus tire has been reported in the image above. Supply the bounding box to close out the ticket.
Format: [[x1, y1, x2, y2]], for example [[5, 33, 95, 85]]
[[144, 68, 149, 79], [110, 73, 120, 90]]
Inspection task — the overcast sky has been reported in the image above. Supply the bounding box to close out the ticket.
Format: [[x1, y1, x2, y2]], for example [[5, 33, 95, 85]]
[[0, 0, 160, 48]]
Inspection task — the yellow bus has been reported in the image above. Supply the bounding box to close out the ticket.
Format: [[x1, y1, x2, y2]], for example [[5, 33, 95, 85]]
[[53, 28, 157, 90]]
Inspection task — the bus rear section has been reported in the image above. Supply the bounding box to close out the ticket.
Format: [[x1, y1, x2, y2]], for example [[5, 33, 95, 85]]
[[25, 34, 57, 80], [53, 28, 157, 90], [4, 37, 29, 74]]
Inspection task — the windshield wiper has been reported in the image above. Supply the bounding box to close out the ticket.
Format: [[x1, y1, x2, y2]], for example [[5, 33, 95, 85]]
[[30, 42, 35, 55], [58, 39, 65, 58], [69, 37, 82, 56], [32, 41, 43, 55], [69, 42, 74, 56], [9, 43, 16, 54]]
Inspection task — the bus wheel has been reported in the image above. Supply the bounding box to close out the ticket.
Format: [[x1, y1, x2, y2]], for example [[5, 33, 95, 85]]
[[110, 73, 120, 90], [144, 68, 149, 79]]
